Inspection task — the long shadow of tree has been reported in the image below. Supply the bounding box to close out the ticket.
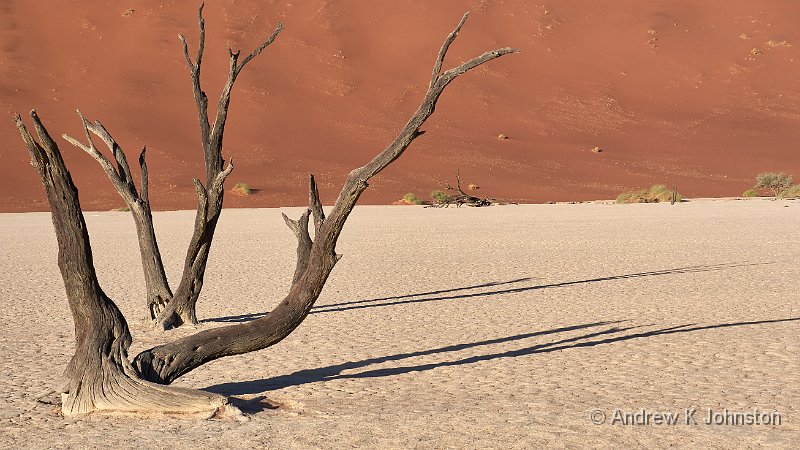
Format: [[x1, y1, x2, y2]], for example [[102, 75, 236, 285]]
[[206, 316, 799, 397], [205, 261, 772, 323]]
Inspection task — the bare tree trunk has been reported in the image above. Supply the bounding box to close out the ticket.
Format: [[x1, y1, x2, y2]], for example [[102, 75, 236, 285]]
[[159, 172, 230, 329], [134, 13, 517, 383], [63, 6, 282, 329], [132, 199, 174, 319], [64, 117, 173, 320], [16, 112, 230, 416], [17, 10, 515, 416], [146, 6, 283, 329]]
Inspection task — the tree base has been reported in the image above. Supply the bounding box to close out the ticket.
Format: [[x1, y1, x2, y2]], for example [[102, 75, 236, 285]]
[[61, 370, 235, 419]]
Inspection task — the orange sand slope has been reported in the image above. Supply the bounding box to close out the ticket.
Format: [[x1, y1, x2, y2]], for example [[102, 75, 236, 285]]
[[2, 1, 800, 212]]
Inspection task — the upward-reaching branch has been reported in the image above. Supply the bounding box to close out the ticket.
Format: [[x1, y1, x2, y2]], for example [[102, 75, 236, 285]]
[[16, 112, 230, 417], [431, 12, 470, 87], [139, 147, 150, 204], [179, 4, 283, 183], [309, 174, 326, 234], [63, 112, 173, 320], [179, 4, 210, 150], [133, 12, 518, 384], [157, 7, 284, 329], [320, 24, 517, 248], [63, 111, 138, 204], [62, 6, 284, 329]]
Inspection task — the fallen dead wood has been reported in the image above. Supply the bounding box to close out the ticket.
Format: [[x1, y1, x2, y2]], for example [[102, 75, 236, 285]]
[[427, 171, 514, 207]]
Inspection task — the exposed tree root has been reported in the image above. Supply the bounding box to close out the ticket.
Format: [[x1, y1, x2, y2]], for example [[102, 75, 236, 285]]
[[61, 367, 233, 418]]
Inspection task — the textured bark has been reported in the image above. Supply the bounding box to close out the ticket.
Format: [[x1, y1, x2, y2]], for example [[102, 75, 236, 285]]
[[155, 6, 283, 330], [16, 112, 230, 417], [133, 13, 518, 384], [17, 10, 516, 417], [64, 4, 283, 329], [63, 115, 173, 320]]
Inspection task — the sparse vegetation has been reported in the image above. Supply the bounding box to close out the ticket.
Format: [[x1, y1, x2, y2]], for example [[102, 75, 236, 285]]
[[402, 193, 423, 205], [232, 182, 251, 196], [616, 184, 682, 204], [754, 172, 793, 197], [431, 190, 452, 205], [742, 188, 760, 198], [111, 205, 131, 212], [778, 184, 800, 199], [427, 172, 510, 207]]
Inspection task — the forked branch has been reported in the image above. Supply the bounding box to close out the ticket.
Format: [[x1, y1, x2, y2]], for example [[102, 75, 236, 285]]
[[63, 111, 173, 319], [133, 13, 518, 384], [180, 2, 283, 183], [63, 110, 141, 206], [156, 5, 284, 329], [16, 111, 233, 417]]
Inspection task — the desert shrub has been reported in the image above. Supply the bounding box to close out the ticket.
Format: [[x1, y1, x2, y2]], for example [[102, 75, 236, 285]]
[[232, 182, 251, 196], [755, 172, 792, 197], [402, 193, 423, 205], [616, 184, 681, 204], [431, 190, 452, 205], [778, 184, 800, 199], [111, 205, 130, 212], [742, 188, 760, 198], [615, 191, 640, 204]]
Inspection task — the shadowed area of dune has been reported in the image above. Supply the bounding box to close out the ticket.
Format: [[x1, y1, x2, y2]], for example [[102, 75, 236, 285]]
[[2, 0, 800, 212]]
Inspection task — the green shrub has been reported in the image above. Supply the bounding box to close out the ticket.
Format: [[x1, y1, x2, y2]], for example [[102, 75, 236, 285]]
[[778, 184, 800, 199], [616, 184, 681, 204], [742, 188, 760, 198], [755, 172, 792, 197], [232, 182, 251, 196], [431, 190, 452, 205], [402, 193, 423, 205]]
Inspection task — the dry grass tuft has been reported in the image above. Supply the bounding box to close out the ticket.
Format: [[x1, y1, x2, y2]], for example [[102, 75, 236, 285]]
[[231, 182, 252, 196], [401, 193, 423, 205], [616, 184, 681, 204]]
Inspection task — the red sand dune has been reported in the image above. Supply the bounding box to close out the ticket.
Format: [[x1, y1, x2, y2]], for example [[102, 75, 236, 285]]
[[1, 1, 799, 212]]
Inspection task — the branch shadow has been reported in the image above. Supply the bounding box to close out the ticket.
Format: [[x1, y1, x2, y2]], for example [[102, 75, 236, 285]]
[[204, 261, 773, 323], [311, 262, 772, 314], [203, 278, 533, 324], [205, 316, 799, 398]]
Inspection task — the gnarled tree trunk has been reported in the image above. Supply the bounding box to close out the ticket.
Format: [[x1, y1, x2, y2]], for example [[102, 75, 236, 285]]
[[17, 8, 516, 415], [63, 116, 174, 320], [16, 112, 231, 417]]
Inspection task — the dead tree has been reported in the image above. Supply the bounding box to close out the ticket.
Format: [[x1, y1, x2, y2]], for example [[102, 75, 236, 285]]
[[16, 10, 516, 416], [63, 5, 282, 329], [430, 171, 511, 207]]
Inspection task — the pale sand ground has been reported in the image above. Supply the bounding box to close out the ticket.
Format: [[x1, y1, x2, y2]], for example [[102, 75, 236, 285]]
[[0, 201, 798, 448]]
